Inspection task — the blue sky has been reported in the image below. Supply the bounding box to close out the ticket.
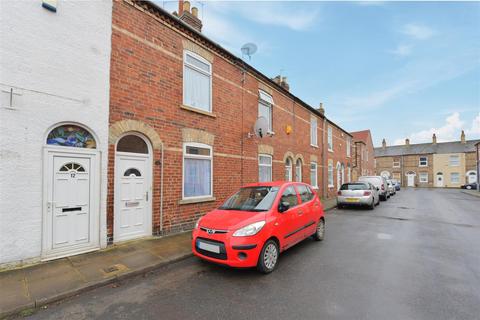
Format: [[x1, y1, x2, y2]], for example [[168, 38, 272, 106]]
[[159, 1, 480, 146]]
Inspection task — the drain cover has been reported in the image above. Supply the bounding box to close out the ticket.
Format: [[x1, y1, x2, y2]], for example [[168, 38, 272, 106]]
[[103, 265, 119, 273]]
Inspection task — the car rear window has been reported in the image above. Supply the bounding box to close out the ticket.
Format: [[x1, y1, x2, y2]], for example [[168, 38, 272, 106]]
[[359, 177, 380, 185], [340, 183, 369, 190]]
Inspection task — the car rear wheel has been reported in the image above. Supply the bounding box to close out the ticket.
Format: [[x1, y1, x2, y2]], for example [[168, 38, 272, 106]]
[[312, 219, 325, 241], [257, 240, 279, 274]]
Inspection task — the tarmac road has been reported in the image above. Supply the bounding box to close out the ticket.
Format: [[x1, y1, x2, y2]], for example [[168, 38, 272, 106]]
[[23, 188, 480, 320]]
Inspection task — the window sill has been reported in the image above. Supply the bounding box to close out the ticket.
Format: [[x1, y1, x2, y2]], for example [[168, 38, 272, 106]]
[[178, 196, 216, 205], [328, 184, 334, 188], [328, 149, 333, 153], [310, 144, 319, 148], [180, 104, 216, 118]]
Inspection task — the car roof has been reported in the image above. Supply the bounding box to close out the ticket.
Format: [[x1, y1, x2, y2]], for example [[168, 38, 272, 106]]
[[242, 181, 310, 188]]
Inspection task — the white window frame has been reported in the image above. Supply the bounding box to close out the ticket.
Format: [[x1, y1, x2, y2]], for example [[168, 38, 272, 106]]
[[182, 142, 213, 200], [328, 162, 334, 187], [258, 90, 274, 133], [258, 154, 272, 182], [346, 138, 351, 157], [310, 162, 318, 188], [419, 156, 428, 167], [450, 172, 460, 184], [295, 158, 302, 182], [183, 51, 212, 113], [327, 126, 333, 151], [310, 117, 318, 147], [347, 166, 351, 182], [285, 157, 293, 182], [449, 155, 460, 167], [393, 159, 401, 168], [419, 172, 428, 183]]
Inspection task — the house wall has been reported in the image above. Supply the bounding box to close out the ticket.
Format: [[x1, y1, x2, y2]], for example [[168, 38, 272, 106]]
[[433, 153, 466, 188], [0, 1, 112, 264], [375, 154, 433, 187], [325, 124, 352, 198], [108, 0, 351, 238]]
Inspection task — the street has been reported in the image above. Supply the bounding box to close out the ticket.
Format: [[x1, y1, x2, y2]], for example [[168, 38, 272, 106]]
[[23, 188, 480, 320]]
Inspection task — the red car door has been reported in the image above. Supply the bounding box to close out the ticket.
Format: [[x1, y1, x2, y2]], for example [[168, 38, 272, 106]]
[[276, 185, 305, 249], [295, 184, 315, 237]]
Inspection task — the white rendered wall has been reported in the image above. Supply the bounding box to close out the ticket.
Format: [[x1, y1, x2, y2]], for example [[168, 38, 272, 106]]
[[0, 1, 112, 265]]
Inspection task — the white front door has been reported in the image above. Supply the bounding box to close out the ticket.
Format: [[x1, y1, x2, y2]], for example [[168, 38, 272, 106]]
[[114, 154, 151, 242], [43, 150, 99, 259], [436, 174, 444, 187], [407, 174, 415, 187]]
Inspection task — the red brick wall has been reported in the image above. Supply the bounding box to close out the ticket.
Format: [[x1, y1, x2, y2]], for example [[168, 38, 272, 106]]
[[107, 0, 351, 239], [325, 124, 352, 198]]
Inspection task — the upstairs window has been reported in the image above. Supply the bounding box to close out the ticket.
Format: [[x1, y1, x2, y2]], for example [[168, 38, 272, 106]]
[[393, 158, 401, 168], [449, 155, 460, 167], [327, 127, 333, 151], [346, 138, 351, 157], [183, 51, 212, 112], [258, 90, 273, 133], [310, 117, 318, 147], [419, 156, 428, 167]]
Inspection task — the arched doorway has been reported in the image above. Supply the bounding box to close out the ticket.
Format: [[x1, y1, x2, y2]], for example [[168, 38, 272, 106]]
[[43, 123, 100, 259], [406, 171, 416, 187], [380, 171, 391, 179], [336, 162, 341, 190], [341, 163, 345, 185], [114, 133, 153, 242], [466, 171, 477, 184], [436, 172, 444, 187], [295, 158, 302, 182]]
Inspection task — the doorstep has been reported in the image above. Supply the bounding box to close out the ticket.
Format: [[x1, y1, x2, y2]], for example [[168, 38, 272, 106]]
[[0, 232, 193, 319]]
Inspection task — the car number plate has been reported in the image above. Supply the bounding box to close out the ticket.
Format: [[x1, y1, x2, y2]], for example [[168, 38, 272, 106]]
[[345, 198, 360, 202], [198, 241, 220, 253]]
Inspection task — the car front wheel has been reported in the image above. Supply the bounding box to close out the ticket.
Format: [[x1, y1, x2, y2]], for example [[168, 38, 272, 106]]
[[257, 240, 279, 274]]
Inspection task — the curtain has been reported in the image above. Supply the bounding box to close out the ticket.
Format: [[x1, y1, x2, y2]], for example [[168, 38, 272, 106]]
[[184, 66, 210, 112], [184, 158, 211, 197]]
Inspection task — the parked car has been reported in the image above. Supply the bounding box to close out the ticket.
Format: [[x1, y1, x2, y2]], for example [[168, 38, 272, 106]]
[[358, 175, 389, 200], [386, 179, 396, 196], [391, 179, 401, 191], [192, 182, 325, 274], [461, 182, 478, 190], [337, 182, 379, 209]]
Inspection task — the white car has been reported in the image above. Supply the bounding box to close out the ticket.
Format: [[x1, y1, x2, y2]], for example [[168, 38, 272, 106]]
[[337, 182, 380, 209], [386, 179, 396, 196], [358, 176, 389, 201]]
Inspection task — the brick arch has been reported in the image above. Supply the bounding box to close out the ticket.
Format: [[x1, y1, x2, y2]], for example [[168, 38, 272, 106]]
[[283, 151, 295, 163], [109, 120, 162, 150], [294, 154, 305, 164]]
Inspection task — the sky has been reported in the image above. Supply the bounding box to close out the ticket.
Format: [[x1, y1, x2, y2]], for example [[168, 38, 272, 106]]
[[158, 0, 480, 147]]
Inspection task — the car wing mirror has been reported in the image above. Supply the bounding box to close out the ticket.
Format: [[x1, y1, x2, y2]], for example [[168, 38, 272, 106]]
[[278, 201, 290, 213]]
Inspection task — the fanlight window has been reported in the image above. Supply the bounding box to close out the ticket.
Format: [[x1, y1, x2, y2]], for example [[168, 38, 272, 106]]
[[116, 135, 149, 154], [124, 168, 141, 177], [59, 162, 85, 172], [47, 125, 96, 148]]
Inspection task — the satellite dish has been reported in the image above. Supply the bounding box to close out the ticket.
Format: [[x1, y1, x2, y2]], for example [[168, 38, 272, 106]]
[[254, 116, 268, 138], [241, 43, 257, 60]]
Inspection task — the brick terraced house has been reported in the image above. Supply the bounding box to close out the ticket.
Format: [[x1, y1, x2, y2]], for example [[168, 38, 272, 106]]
[[350, 130, 375, 181], [107, 0, 354, 242], [374, 131, 479, 188]]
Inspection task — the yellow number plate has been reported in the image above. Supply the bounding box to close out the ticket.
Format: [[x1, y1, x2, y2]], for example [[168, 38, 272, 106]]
[[345, 198, 360, 202]]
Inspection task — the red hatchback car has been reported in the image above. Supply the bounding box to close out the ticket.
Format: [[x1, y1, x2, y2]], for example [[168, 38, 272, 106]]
[[192, 182, 325, 273]]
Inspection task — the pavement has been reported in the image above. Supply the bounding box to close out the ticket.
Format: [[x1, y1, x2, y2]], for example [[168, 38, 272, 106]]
[[16, 188, 480, 320], [461, 188, 480, 198], [0, 197, 338, 319]]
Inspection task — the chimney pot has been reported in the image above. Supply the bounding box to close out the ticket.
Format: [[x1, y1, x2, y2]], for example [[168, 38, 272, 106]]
[[432, 133, 437, 144], [382, 138, 386, 149], [183, 1, 191, 12], [405, 138, 410, 146], [318, 102, 325, 115], [191, 6, 198, 17], [461, 130, 466, 143]]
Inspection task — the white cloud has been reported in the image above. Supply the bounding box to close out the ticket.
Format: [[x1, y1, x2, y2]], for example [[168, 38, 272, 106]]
[[393, 111, 480, 145], [402, 23, 435, 40], [389, 44, 412, 57]]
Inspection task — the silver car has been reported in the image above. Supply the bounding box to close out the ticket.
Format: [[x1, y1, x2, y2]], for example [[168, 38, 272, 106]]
[[386, 179, 396, 196], [337, 182, 380, 210], [358, 175, 389, 201]]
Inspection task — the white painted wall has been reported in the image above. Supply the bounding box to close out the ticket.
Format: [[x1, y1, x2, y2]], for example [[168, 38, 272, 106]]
[[0, 1, 111, 265]]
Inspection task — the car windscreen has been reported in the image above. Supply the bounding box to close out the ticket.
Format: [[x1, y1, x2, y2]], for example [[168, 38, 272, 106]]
[[219, 186, 280, 212], [340, 183, 368, 190]]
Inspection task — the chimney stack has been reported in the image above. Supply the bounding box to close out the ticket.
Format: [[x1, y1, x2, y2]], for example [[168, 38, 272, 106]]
[[382, 138, 386, 149], [272, 75, 290, 91], [175, 1, 203, 32], [318, 102, 325, 115], [460, 130, 466, 144], [432, 133, 437, 145], [405, 138, 410, 146]]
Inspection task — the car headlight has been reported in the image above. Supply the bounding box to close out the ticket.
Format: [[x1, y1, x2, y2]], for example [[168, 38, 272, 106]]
[[195, 218, 201, 229], [232, 221, 266, 237]]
